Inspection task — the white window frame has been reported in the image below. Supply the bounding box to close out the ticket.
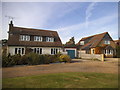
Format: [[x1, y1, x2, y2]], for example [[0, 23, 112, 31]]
[[104, 49, 113, 55], [15, 48, 25, 55], [34, 36, 43, 42], [51, 48, 58, 55], [46, 37, 54, 42], [33, 48, 42, 54], [104, 40, 110, 44], [80, 41, 84, 45], [20, 35, 30, 41]]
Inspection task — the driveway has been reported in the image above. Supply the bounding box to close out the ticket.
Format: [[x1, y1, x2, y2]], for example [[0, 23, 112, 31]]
[[2, 59, 118, 78]]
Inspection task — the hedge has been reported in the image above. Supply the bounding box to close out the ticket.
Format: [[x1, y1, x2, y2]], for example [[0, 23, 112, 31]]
[[2, 53, 71, 67]]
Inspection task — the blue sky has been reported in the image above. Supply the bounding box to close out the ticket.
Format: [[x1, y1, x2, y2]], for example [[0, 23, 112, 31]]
[[2, 2, 118, 44]]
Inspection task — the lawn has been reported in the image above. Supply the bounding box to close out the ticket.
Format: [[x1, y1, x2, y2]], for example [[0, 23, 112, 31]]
[[3, 72, 118, 88]]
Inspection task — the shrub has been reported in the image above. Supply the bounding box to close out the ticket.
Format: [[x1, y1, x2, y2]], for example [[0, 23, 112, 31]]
[[59, 55, 71, 63], [26, 53, 40, 65], [2, 54, 9, 67], [40, 54, 50, 64], [2, 54, 21, 67], [18, 55, 28, 65]]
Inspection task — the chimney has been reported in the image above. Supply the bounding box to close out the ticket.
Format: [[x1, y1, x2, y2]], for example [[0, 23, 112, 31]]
[[9, 20, 13, 31]]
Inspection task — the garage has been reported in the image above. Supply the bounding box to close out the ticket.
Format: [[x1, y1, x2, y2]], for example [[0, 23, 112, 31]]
[[66, 50, 75, 59]]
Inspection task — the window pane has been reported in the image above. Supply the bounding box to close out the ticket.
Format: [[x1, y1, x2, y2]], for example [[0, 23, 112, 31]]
[[40, 48, 42, 54], [18, 48, 21, 54], [51, 49, 53, 54], [56, 49, 58, 54], [54, 49, 56, 54], [15, 48, 17, 54], [22, 48, 24, 54], [37, 48, 39, 54]]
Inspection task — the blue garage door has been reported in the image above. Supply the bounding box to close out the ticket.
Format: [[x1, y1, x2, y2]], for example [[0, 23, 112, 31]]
[[66, 50, 75, 59]]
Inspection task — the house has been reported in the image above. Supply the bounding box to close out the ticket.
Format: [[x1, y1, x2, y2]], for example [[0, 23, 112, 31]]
[[114, 39, 120, 46], [64, 37, 77, 59], [7, 21, 63, 55], [77, 32, 116, 58]]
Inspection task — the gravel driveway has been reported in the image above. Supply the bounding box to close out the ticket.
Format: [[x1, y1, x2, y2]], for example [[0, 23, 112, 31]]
[[2, 59, 118, 78]]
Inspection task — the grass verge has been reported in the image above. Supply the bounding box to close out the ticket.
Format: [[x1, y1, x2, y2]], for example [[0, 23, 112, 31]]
[[3, 72, 118, 88]]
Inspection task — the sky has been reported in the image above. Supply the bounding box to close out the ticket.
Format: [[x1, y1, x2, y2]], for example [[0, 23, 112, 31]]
[[1, 2, 118, 44]]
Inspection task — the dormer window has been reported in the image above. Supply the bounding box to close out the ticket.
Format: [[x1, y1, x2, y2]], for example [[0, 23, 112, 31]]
[[34, 36, 42, 42], [20, 35, 30, 41], [80, 41, 84, 45], [104, 40, 110, 44], [46, 37, 54, 42]]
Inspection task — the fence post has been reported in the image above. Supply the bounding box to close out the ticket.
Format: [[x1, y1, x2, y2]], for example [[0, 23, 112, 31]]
[[101, 54, 104, 61]]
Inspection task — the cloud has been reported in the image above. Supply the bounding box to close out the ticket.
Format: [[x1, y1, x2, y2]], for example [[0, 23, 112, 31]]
[[57, 13, 117, 43], [85, 2, 97, 28], [53, 2, 82, 18], [2, 2, 57, 39]]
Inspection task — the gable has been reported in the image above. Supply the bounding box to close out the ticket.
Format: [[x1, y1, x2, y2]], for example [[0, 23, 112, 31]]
[[79, 32, 114, 50], [98, 33, 116, 48], [101, 33, 113, 41]]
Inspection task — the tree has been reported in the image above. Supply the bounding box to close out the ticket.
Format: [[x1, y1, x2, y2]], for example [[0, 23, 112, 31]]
[[65, 37, 75, 45]]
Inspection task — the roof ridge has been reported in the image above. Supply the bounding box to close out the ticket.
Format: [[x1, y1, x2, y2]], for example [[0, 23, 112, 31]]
[[13, 26, 57, 32], [81, 32, 108, 40]]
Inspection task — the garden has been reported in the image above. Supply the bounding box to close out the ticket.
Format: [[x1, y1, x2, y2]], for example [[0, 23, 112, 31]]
[[2, 53, 71, 67]]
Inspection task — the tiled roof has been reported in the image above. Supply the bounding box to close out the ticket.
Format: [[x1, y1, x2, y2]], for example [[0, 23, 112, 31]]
[[8, 26, 62, 47], [79, 32, 108, 50], [9, 26, 59, 37]]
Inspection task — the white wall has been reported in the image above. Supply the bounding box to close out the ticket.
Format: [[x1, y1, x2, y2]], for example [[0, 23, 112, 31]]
[[30, 47, 62, 55], [7, 46, 25, 55], [8, 46, 62, 55]]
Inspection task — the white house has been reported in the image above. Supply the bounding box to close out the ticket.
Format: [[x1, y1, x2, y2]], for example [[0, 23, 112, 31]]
[[7, 21, 63, 55]]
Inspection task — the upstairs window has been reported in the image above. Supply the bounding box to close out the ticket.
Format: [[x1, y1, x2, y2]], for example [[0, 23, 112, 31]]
[[20, 35, 30, 41], [46, 37, 54, 42], [34, 36, 42, 42], [80, 41, 84, 45], [104, 40, 110, 44]]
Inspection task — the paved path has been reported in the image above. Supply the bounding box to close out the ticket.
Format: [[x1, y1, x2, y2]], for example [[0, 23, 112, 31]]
[[2, 59, 118, 78]]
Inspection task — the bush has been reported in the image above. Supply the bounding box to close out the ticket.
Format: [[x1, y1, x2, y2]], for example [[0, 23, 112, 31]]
[[41, 54, 51, 64], [59, 55, 71, 63], [26, 53, 40, 65], [2, 52, 71, 67], [2, 54, 21, 67], [18, 55, 28, 65]]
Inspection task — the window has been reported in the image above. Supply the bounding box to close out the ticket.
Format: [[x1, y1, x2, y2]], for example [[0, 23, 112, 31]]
[[20, 35, 30, 41], [104, 40, 110, 44], [14, 48, 25, 55], [33, 48, 42, 54], [46, 37, 54, 42], [34, 36, 42, 41], [104, 49, 113, 54], [92, 49, 94, 54], [51, 48, 58, 55], [80, 41, 84, 45]]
